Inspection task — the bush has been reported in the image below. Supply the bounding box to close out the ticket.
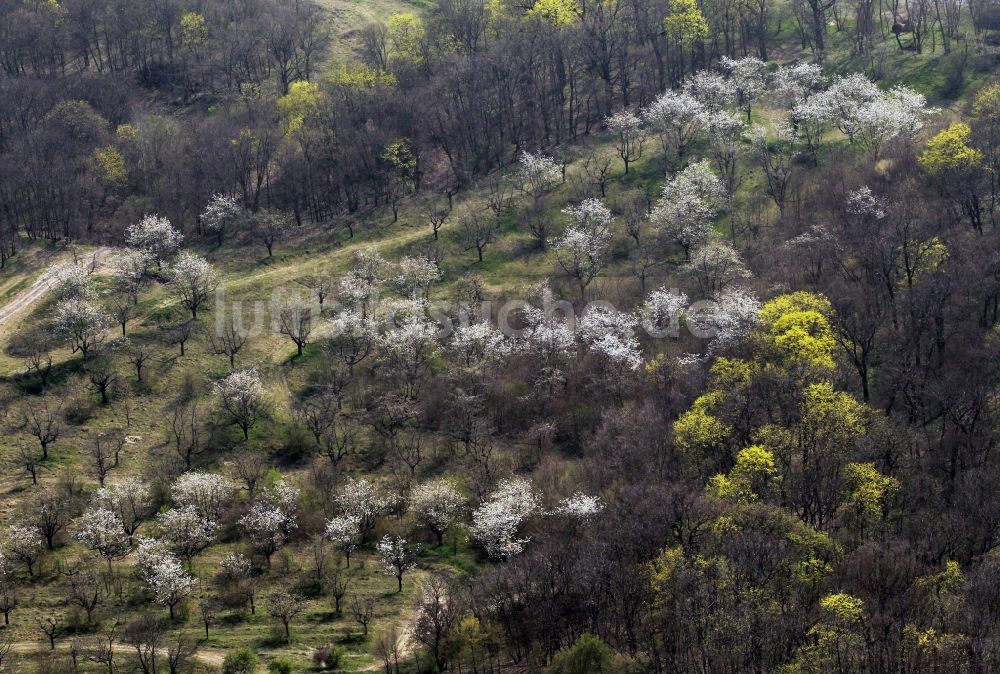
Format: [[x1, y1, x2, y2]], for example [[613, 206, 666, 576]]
[[312, 645, 346, 670], [268, 657, 296, 674], [548, 634, 632, 674], [223, 648, 259, 674], [275, 422, 313, 462]]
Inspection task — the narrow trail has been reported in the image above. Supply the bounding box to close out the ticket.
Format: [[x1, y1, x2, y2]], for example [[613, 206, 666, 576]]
[[0, 247, 113, 328], [6, 639, 225, 666]]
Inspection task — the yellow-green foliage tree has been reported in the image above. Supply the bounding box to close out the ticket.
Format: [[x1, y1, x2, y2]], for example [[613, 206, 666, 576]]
[[387, 12, 426, 65], [919, 123, 982, 175], [673, 391, 731, 478], [708, 444, 780, 503], [673, 291, 877, 529], [758, 291, 837, 372], [92, 145, 127, 185], [526, 0, 580, 26], [783, 593, 868, 673], [487, 0, 579, 27], [647, 506, 839, 671], [664, 0, 709, 48], [897, 561, 971, 670], [896, 236, 948, 290], [277, 80, 321, 135], [180, 11, 208, 47], [973, 83, 1000, 201], [761, 381, 868, 528], [547, 633, 634, 673], [915, 560, 966, 630], [837, 462, 900, 542], [383, 138, 419, 190], [920, 122, 987, 231], [330, 63, 397, 89]]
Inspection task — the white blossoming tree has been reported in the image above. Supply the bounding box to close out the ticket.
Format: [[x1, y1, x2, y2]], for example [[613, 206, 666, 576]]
[[553, 198, 613, 300], [125, 215, 183, 269], [74, 508, 131, 572], [641, 288, 690, 339], [446, 321, 511, 369], [214, 369, 266, 439], [684, 242, 753, 296], [338, 249, 387, 317], [263, 479, 300, 515], [376, 535, 417, 592], [239, 479, 298, 569], [324, 515, 361, 567], [605, 110, 644, 174], [239, 503, 293, 570], [409, 479, 466, 546], [687, 286, 762, 353], [144, 553, 196, 618], [171, 472, 236, 522], [330, 310, 378, 373], [642, 90, 704, 162], [849, 85, 932, 160], [94, 477, 150, 541], [470, 477, 540, 559], [684, 71, 737, 112], [391, 256, 442, 299], [201, 193, 244, 246], [720, 56, 767, 121], [335, 478, 395, 541], [50, 263, 94, 301], [551, 493, 605, 518], [701, 110, 745, 194], [135, 536, 171, 579], [3, 525, 44, 577], [107, 249, 151, 303], [377, 306, 441, 398], [802, 74, 935, 160], [220, 552, 258, 613], [792, 94, 836, 160], [220, 551, 253, 583], [169, 252, 219, 319], [515, 301, 576, 366], [516, 151, 562, 249], [847, 186, 886, 222], [650, 159, 726, 259], [51, 298, 112, 358], [157, 505, 217, 567], [576, 306, 643, 370], [772, 62, 824, 108], [516, 151, 561, 203]]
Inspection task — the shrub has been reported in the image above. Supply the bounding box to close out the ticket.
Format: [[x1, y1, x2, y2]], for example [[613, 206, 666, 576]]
[[223, 648, 259, 674], [312, 644, 346, 670], [267, 657, 296, 674], [548, 634, 634, 674]]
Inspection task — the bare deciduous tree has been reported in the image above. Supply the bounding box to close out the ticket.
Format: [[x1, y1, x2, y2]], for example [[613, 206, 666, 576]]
[[266, 590, 305, 641], [351, 594, 376, 635], [210, 317, 249, 370], [278, 301, 313, 356], [24, 395, 64, 459]]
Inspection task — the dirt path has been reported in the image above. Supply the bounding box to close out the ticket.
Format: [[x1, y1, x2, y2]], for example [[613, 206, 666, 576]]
[[6, 639, 228, 667], [0, 247, 112, 327]]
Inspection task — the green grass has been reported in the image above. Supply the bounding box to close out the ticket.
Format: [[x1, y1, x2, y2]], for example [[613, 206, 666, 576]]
[[318, 0, 436, 64]]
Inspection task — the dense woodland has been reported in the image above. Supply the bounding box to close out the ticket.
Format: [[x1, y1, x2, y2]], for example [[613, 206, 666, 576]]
[[2, 0, 1000, 672]]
